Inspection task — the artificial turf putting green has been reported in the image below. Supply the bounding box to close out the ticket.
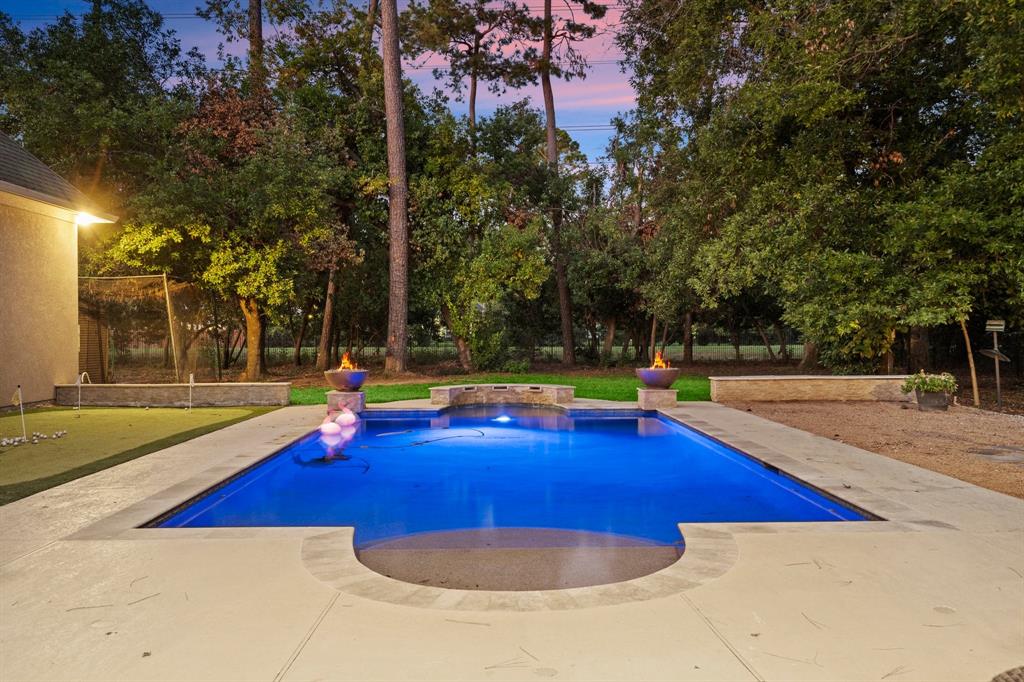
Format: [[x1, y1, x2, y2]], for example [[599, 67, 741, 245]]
[[0, 406, 275, 505], [290, 373, 711, 405]]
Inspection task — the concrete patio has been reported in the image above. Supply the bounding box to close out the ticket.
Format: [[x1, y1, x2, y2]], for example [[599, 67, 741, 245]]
[[1, 402, 1021, 681]]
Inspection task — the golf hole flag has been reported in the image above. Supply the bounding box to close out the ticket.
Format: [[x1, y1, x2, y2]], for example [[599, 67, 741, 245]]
[[11, 385, 26, 439]]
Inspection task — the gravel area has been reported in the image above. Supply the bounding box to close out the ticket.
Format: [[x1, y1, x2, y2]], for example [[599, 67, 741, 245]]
[[728, 401, 1024, 500]]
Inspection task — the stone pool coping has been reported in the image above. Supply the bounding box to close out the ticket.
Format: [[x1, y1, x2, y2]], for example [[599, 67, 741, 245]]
[[4, 399, 1022, 681], [51, 398, 1015, 613]]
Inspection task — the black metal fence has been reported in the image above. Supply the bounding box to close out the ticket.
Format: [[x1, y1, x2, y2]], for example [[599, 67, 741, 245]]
[[108, 326, 803, 376]]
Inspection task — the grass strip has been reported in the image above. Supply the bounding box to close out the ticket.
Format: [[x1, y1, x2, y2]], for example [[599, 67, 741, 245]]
[[290, 373, 711, 405]]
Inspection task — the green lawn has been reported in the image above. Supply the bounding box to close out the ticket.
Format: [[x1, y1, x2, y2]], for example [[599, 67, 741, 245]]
[[290, 373, 711, 405], [0, 406, 276, 505]]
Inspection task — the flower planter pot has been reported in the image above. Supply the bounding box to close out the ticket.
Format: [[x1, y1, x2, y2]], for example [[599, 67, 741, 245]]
[[915, 389, 948, 412], [324, 369, 369, 392], [636, 367, 681, 389]]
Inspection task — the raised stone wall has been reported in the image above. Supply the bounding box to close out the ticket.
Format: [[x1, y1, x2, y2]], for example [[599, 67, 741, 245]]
[[710, 375, 912, 403], [430, 384, 574, 407], [54, 383, 291, 407]]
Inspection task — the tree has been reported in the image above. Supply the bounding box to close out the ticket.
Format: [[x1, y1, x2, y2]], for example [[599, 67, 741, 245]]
[[107, 77, 353, 381], [0, 1, 201, 212], [534, 0, 606, 365], [618, 0, 1023, 372], [404, 0, 537, 139], [412, 104, 550, 370], [379, 0, 411, 374]]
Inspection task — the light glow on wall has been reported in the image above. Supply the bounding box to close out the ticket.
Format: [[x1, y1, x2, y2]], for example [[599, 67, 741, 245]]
[[75, 211, 114, 227]]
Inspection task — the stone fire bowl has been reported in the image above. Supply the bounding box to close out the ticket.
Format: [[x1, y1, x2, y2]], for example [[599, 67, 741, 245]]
[[324, 369, 369, 392], [635, 367, 681, 389]]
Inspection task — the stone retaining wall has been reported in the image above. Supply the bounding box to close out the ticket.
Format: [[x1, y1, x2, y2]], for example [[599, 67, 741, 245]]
[[430, 383, 574, 407], [54, 383, 291, 407], [710, 375, 912, 403]]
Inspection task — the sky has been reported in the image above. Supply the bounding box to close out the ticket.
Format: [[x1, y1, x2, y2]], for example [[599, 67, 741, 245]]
[[1, 0, 636, 160]]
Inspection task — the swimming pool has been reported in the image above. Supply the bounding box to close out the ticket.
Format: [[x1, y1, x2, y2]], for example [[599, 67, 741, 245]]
[[153, 405, 866, 546]]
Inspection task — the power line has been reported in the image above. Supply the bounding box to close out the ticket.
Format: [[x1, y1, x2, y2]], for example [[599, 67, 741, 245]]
[[8, 2, 627, 21], [406, 58, 622, 69]]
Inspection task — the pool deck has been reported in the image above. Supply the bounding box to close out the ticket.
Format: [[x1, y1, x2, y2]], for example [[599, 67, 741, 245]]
[[1, 400, 1022, 681]]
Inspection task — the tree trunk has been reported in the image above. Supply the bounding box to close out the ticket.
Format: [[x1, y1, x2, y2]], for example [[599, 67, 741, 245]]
[[441, 304, 472, 371], [648, 316, 658, 362], [682, 311, 694, 364], [380, 0, 410, 375], [212, 297, 223, 380], [239, 297, 264, 381], [365, 0, 379, 44], [222, 328, 234, 369], [799, 341, 819, 370], [630, 331, 647, 364], [659, 322, 668, 354], [730, 326, 741, 360], [468, 45, 479, 143], [960, 317, 980, 406], [540, 0, 558, 171], [634, 330, 647, 364], [316, 268, 337, 370], [258, 310, 268, 371], [601, 317, 616, 359], [774, 322, 789, 361], [753, 320, 777, 361], [541, 0, 575, 366], [553, 254, 575, 365], [884, 328, 896, 374], [907, 325, 929, 372], [247, 0, 266, 95], [468, 71, 477, 140], [292, 308, 309, 366]]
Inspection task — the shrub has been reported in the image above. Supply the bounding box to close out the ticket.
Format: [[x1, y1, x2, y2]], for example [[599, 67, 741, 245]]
[[901, 371, 957, 395], [501, 359, 530, 373], [469, 328, 508, 370]]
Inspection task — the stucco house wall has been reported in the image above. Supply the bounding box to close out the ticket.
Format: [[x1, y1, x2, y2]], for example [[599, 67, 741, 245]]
[[0, 191, 80, 404]]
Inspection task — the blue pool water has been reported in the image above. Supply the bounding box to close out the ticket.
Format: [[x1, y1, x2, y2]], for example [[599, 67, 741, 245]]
[[155, 405, 866, 546]]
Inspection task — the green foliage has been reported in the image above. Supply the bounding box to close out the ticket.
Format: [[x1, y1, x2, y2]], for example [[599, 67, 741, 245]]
[[467, 325, 509, 370], [110, 113, 353, 316], [501, 359, 531, 373], [0, 1, 202, 211], [403, 0, 539, 108], [619, 0, 1024, 371], [412, 103, 552, 370], [901, 371, 958, 395], [10, 0, 1020, 378]]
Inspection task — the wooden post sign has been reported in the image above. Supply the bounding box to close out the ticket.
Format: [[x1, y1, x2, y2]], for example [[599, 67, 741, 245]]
[[980, 320, 1009, 408]]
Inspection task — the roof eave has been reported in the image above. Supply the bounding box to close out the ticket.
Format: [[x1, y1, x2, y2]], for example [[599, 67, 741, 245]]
[[0, 179, 118, 223]]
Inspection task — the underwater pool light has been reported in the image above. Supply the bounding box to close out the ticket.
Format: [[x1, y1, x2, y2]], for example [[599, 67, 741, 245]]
[[492, 415, 512, 423]]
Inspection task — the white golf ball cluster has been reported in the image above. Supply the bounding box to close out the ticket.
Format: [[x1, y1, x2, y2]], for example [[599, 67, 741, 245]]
[[1, 430, 68, 447]]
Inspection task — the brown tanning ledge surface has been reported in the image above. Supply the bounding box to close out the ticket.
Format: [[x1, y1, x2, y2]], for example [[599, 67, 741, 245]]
[[356, 527, 683, 591]]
